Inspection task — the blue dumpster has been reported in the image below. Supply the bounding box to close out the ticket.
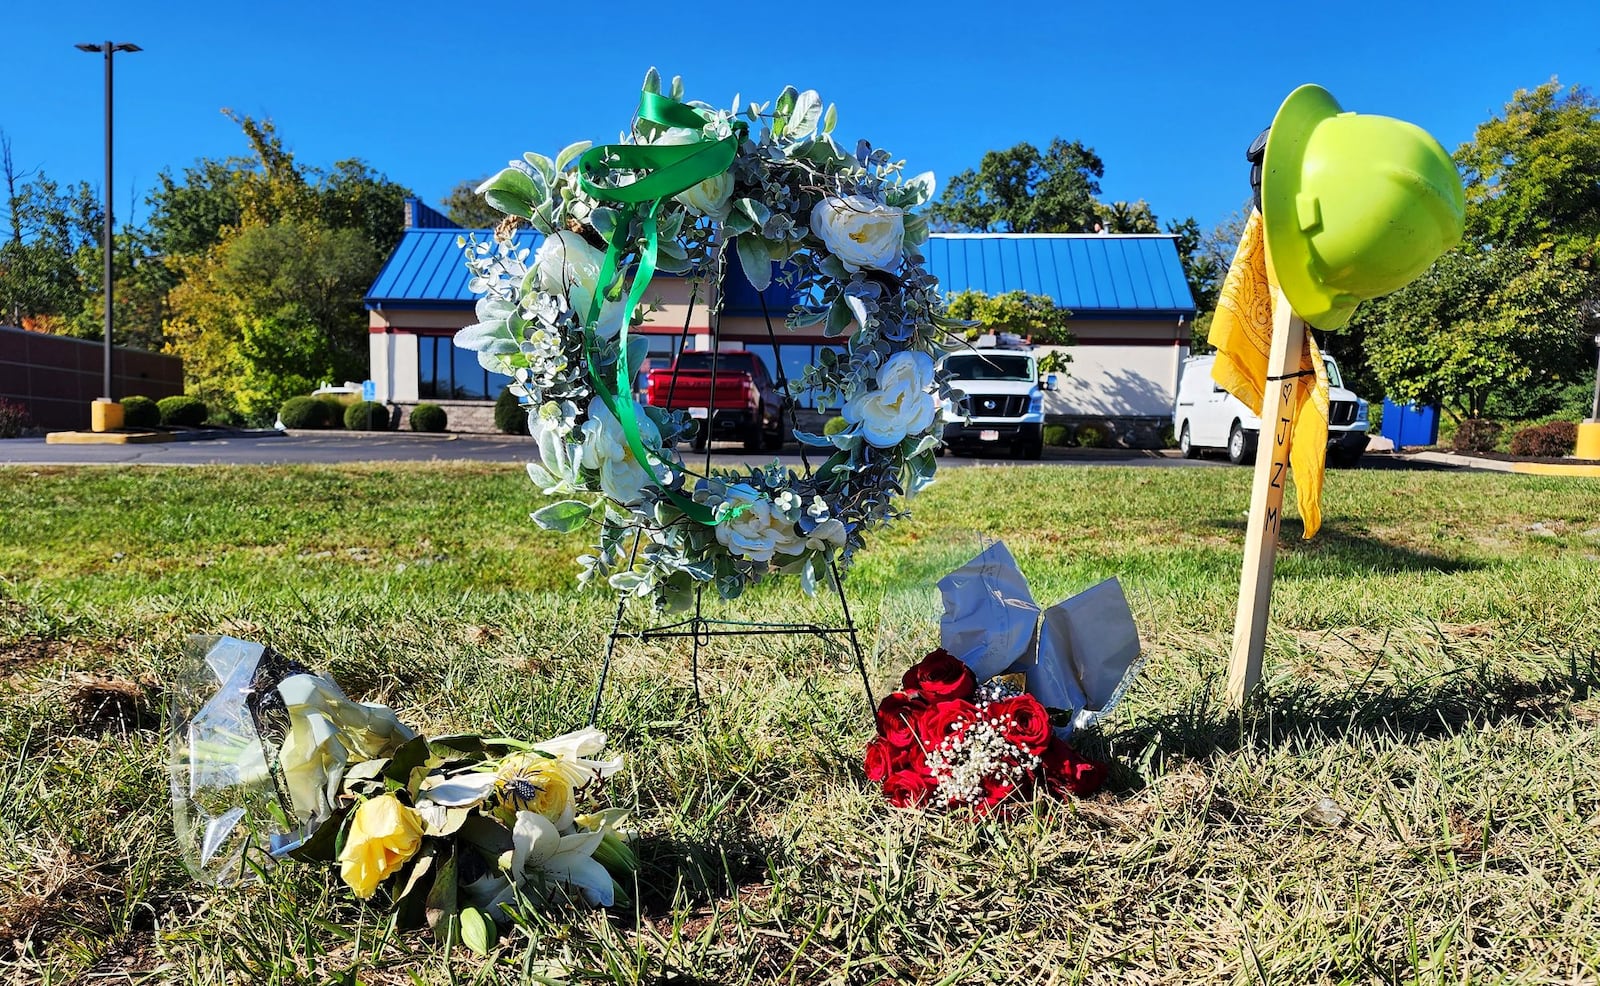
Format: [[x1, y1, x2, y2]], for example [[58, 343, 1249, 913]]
[[1381, 398, 1439, 448]]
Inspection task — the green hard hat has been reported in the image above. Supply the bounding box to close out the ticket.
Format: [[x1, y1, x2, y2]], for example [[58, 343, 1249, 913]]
[[1260, 85, 1465, 330]]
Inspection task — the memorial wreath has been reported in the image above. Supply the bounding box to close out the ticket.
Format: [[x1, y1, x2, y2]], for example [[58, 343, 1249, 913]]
[[454, 70, 955, 610]]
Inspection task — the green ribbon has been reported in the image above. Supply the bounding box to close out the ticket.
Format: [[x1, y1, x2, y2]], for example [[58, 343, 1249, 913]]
[[576, 92, 740, 526]]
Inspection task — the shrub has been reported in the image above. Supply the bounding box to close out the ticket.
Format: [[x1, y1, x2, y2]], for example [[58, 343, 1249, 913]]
[[410, 403, 448, 433], [1042, 423, 1072, 447], [1509, 421, 1577, 458], [0, 398, 32, 438], [344, 401, 391, 431], [1452, 418, 1502, 453], [1075, 424, 1106, 449], [120, 396, 161, 428], [494, 387, 529, 435], [157, 395, 208, 428], [278, 396, 330, 429]]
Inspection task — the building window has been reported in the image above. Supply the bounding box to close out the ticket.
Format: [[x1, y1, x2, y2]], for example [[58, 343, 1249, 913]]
[[418, 335, 511, 400], [748, 343, 842, 409]]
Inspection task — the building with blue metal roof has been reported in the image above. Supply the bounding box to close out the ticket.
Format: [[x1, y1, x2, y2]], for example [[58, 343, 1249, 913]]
[[365, 199, 1195, 437]]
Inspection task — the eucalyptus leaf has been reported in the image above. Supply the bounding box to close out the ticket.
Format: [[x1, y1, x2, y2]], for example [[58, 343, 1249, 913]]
[[844, 294, 871, 329], [555, 140, 593, 173], [477, 167, 543, 219], [785, 308, 828, 329], [532, 500, 592, 533], [521, 152, 556, 188], [590, 207, 621, 244], [823, 103, 837, 134], [824, 297, 853, 337], [736, 236, 773, 292], [789, 90, 822, 139]]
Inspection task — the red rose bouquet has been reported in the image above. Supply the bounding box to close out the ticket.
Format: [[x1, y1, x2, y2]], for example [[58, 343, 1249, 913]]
[[864, 649, 1108, 812]]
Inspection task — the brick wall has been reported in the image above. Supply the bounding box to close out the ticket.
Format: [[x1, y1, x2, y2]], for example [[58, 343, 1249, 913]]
[[0, 327, 184, 430]]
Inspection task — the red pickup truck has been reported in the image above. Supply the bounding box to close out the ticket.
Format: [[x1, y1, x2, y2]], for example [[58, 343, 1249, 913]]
[[644, 351, 785, 451]]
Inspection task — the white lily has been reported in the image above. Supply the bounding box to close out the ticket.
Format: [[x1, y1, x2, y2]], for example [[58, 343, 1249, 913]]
[[492, 811, 616, 908]]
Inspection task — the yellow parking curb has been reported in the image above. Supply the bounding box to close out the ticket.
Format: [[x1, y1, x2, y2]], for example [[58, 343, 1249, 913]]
[[45, 430, 176, 445], [1510, 460, 1600, 478]]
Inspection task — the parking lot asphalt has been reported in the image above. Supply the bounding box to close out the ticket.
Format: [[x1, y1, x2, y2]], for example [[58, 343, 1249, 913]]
[[0, 431, 1237, 469]]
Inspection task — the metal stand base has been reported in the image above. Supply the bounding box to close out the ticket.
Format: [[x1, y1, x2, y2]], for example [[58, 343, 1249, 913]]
[[586, 551, 874, 726]]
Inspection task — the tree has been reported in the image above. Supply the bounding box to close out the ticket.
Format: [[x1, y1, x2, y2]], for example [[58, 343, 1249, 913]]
[[0, 136, 103, 331], [1094, 199, 1159, 233], [442, 177, 502, 229], [1358, 79, 1600, 418], [929, 138, 1105, 233], [1361, 247, 1591, 421], [155, 111, 411, 421], [946, 289, 1074, 349], [164, 220, 378, 420], [1456, 80, 1600, 262]]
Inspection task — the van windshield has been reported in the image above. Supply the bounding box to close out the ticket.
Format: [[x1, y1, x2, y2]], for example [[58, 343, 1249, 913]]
[[943, 353, 1033, 381], [1322, 357, 1343, 389]]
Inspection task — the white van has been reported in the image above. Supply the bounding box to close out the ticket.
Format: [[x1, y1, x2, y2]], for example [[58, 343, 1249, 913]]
[[1173, 354, 1371, 465]]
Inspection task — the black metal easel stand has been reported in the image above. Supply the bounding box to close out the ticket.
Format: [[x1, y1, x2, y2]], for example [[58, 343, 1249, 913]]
[[585, 548, 875, 726], [584, 255, 876, 726]]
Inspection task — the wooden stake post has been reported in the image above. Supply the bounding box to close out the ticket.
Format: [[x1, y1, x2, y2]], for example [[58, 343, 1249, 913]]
[[1226, 286, 1307, 706]]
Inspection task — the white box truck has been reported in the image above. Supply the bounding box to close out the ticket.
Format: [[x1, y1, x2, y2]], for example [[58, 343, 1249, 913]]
[[1173, 354, 1371, 465]]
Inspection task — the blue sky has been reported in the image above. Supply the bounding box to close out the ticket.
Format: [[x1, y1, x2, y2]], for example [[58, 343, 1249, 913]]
[[2, 0, 1596, 236]]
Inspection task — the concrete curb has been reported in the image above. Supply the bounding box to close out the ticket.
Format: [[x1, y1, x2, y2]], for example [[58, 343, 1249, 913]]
[[1403, 450, 1599, 476]]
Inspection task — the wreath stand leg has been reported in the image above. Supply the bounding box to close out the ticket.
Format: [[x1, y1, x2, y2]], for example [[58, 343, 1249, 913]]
[[586, 539, 875, 726]]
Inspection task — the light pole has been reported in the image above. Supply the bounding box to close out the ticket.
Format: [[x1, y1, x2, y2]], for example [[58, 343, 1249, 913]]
[[1591, 331, 1600, 422], [75, 40, 141, 402]]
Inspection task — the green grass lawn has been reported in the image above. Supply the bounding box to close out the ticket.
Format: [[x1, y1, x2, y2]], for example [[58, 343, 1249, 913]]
[[2, 462, 1598, 984]]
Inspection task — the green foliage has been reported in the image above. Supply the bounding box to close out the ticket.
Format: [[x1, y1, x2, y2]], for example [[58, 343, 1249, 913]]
[[1452, 418, 1503, 453], [441, 177, 504, 229], [1075, 424, 1106, 449], [1361, 248, 1592, 421], [929, 138, 1104, 233], [822, 415, 849, 437], [1456, 80, 1600, 262], [1094, 200, 1158, 233], [119, 395, 160, 428], [945, 290, 1074, 348], [157, 394, 208, 427], [343, 400, 390, 431], [0, 396, 32, 437], [1042, 423, 1072, 446], [409, 402, 448, 433], [278, 395, 331, 429], [1510, 420, 1578, 458], [494, 387, 529, 435]]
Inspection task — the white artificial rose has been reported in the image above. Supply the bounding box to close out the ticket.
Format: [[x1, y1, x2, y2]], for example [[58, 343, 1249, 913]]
[[842, 351, 938, 448], [533, 231, 625, 339], [579, 398, 664, 505], [804, 518, 848, 553], [810, 195, 905, 273], [276, 674, 415, 826], [714, 484, 806, 563], [674, 172, 734, 220]]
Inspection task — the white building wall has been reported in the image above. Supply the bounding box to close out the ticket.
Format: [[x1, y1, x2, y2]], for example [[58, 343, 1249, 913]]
[[1040, 343, 1181, 417], [369, 332, 420, 403]]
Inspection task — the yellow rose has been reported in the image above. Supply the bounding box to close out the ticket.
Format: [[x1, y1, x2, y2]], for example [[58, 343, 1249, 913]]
[[497, 753, 576, 830], [338, 795, 424, 899]]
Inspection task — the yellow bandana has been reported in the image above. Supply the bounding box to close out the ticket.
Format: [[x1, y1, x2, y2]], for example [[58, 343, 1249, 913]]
[[1207, 209, 1330, 538]]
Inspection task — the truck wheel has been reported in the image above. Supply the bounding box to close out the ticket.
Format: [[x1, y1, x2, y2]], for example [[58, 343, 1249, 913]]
[[1179, 422, 1199, 459], [1013, 436, 1044, 460], [1226, 421, 1254, 465]]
